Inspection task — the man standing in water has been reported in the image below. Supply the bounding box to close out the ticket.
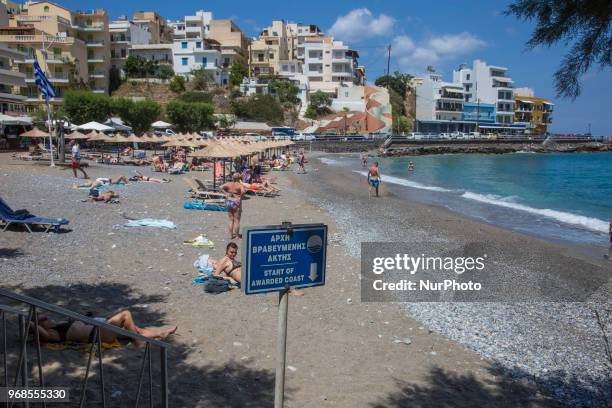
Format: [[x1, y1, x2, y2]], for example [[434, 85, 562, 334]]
[[367, 162, 381, 198], [606, 221, 612, 260]]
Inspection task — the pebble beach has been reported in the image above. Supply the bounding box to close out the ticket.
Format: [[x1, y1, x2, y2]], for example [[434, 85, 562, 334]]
[[0, 151, 610, 407]]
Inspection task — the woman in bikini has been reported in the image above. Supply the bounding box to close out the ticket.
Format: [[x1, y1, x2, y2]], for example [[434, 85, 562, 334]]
[[31, 310, 177, 347], [213, 242, 242, 285], [220, 173, 245, 240], [132, 171, 170, 183]]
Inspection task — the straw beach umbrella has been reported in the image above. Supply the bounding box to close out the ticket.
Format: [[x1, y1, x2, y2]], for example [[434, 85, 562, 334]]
[[20, 128, 49, 138], [64, 131, 89, 140], [191, 143, 239, 190]]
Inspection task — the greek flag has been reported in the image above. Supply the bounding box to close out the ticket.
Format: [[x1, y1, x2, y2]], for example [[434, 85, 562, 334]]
[[33, 57, 56, 102]]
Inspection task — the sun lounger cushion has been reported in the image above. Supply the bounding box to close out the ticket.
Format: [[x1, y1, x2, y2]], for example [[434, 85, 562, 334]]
[[183, 201, 227, 212]]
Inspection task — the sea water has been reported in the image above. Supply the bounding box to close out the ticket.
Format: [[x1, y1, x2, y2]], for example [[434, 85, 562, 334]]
[[325, 152, 612, 246]]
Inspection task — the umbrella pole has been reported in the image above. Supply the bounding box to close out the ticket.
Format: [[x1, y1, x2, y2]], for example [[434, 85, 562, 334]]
[[223, 158, 226, 182], [213, 158, 216, 191]]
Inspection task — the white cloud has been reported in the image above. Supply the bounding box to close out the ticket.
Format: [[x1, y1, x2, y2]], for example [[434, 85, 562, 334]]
[[391, 32, 487, 72], [328, 8, 395, 43], [427, 33, 486, 56]]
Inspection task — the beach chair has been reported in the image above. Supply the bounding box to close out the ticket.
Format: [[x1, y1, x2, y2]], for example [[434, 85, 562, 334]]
[[0, 198, 69, 233], [184, 179, 225, 203]]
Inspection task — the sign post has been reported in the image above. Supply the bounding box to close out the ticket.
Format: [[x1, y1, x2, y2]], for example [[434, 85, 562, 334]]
[[242, 222, 327, 407]]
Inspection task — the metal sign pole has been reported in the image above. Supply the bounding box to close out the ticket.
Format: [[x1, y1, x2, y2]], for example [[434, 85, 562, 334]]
[[274, 286, 289, 408]]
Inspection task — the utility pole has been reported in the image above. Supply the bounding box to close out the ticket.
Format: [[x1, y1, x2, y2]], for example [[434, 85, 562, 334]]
[[476, 98, 480, 134], [386, 44, 392, 134]]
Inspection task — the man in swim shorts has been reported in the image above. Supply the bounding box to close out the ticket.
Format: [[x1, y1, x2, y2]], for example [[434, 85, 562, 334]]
[[367, 162, 381, 198]]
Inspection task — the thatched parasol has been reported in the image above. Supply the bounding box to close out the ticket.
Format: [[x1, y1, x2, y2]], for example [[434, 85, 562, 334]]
[[87, 131, 113, 142], [20, 128, 49, 138], [64, 131, 89, 140], [162, 139, 197, 148]]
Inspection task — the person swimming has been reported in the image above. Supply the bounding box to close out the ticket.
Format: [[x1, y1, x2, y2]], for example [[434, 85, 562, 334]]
[[408, 161, 415, 171]]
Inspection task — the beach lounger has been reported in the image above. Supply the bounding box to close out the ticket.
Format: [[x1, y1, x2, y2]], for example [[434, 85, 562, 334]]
[[184, 179, 226, 202], [0, 198, 69, 233]]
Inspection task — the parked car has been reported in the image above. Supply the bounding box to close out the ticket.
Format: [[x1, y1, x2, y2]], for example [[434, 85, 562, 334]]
[[293, 133, 315, 141], [245, 132, 267, 141], [154, 128, 176, 136]]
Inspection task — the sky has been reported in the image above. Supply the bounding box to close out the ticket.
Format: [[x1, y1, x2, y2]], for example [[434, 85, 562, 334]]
[[56, 0, 611, 135]]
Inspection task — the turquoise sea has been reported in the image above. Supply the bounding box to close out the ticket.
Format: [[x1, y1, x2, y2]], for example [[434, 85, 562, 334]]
[[322, 152, 612, 246]]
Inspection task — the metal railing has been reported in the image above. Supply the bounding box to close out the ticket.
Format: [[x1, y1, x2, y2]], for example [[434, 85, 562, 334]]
[[0, 288, 169, 407]]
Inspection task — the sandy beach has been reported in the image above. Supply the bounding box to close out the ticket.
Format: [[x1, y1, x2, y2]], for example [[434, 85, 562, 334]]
[[0, 151, 609, 407]]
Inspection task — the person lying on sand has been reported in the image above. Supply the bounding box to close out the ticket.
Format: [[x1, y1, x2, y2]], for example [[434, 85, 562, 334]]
[[213, 242, 242, 285], [242, 180, 279, 194], [88, 189, 119, 203], [77, 176, 129, 189], [31, 310, 177, 347], [131, 171, 171, 183]]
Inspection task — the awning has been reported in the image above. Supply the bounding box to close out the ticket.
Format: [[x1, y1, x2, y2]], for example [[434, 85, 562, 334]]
[[77, 121, 114, 132], [151, 121, 173, 128], [542, 102, 555, 105], [519, 100, 534, 104]]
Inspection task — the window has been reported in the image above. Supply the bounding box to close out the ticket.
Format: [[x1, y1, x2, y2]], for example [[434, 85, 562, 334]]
[[181, 42, 188, 49], [196, 42, 201, 48], [53, 48, 61, 58], [181, 57, 188, 66], [121, 49, 126, 58], [466, 74, 470, 80], [258, 54, 264, 62], [269, 53, 274, 59], [202, 57, 207, 65], [44, 5, 49, 12]]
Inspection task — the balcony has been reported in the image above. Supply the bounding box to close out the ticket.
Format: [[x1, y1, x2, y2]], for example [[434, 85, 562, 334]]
[[0, 35, 79, 45], [88, 71, 105, 78], [16, 15, 72, 26], [73, 23, 105, 32], [85, 40, 104, 47], [0, 67, 26, 80], [25, 72, 70, 83], [0, 91, 27, 101], [87, 56, 105, 63]]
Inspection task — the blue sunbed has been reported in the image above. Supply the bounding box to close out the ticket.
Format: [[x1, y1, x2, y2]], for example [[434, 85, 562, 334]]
[[0, 198, 69, 233]]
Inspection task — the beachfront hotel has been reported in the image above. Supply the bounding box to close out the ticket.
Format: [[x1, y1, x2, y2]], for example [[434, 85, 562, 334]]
[[513, 87, 554, 134]]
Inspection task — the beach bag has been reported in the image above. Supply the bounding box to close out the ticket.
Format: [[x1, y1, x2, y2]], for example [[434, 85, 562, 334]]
[[203, 278, 230, 294]]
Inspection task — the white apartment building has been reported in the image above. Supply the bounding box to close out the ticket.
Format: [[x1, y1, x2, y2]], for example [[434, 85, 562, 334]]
[[453, 59, 516, 125], [109, 18, 150, 72], [303, 36, 360, 95], [414, 67, 477, 133], [172, 38, 223, 84], [170, 10, 212, 40], [286, 23, 322, 61]]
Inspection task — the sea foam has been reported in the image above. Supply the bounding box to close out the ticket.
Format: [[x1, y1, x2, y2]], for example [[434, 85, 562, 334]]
[[462, 192, 608, 233], [353, 171, 453, 192]]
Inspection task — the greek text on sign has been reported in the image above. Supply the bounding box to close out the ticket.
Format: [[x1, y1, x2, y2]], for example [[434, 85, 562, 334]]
[[242, 224, 327, 294]]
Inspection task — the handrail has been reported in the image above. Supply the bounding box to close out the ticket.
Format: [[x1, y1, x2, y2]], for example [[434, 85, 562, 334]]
[[0, 304, 28, 316], [0, 288, 169, 348]]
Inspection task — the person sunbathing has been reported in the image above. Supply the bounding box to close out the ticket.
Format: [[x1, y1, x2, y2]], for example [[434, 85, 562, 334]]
[[77, 176, 129, 189], [242, 180, 279, 194], [123, 158, 146, 166], [152, 156, 168, 172], [213, 242, 241, 285], [131, 171, 171, 183], [88, 189, 119, 203], [31, 310, 177, 347]]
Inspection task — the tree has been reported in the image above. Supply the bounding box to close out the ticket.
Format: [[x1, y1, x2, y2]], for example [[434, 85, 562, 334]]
[[190, 68, 214, 91], [307, 90, 332, 116], [109, 66, 122, 94], [392, 114, 412, 134], [230, 94, 284, 125], [229, 62, 248, 87], [156, 64, 174, 81], [505, 0, 611, 99], [177, 91, 213, 104], [304, 105, 318, 120], [63, 90, 112, 124], [374, 71, 413, 97], [111, 98, 161, 135], [269, 80, 300, 105], [123, 56, 142, 78], [169, 75, 186, 93], [216, 115, 236, 130], [166, 101, 215, 133]]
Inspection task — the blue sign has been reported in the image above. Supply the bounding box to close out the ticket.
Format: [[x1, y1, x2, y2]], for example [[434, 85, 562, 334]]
[[242, 224, 327, 295]]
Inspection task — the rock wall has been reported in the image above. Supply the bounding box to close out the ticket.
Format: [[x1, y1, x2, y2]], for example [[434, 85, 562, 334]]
[[293, 141, 382, 153]]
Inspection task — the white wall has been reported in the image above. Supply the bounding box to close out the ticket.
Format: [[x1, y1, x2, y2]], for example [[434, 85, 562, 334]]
[[172, 39, 222, 83]]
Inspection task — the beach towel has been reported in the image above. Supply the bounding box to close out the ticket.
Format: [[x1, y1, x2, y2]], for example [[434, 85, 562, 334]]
[[124, 218, 176, 229], [183, 235, 215, 247], [193, 254, 212, 269], [183, 201, 227, 212]]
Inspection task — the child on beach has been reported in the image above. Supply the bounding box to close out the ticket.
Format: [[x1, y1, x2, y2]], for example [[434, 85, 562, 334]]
[[367, 162, 382, 198]]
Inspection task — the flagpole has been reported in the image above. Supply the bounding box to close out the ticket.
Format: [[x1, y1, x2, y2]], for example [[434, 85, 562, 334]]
[[41, 35, 55, 167]]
